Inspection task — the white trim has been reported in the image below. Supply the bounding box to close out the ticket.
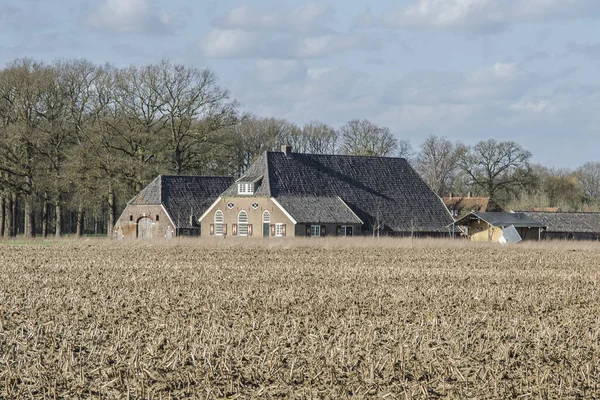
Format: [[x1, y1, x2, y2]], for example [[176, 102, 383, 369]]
[[198, 197, 222, 223], [336, 196, 364, 224], [262, 210, 271, 223], [275, 223, 284, 237], [271, 198, 297, 225], [161, 204, 177, 229]]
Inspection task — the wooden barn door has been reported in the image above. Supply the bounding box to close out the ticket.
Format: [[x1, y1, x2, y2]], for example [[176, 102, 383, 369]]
[[137, 217, 153, 239]]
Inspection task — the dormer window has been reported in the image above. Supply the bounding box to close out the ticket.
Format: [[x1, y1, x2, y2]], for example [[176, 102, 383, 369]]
[[238, 182, 254, 195]]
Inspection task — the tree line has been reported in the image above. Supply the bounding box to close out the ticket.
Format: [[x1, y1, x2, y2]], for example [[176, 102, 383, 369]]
[[1, 58, 599, 238]]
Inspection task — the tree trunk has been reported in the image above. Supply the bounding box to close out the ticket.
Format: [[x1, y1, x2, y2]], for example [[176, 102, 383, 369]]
[[41, 192, 49, 238], [24, 196, 35, 238], [76, 203, 84, 238], [108, 186, 115, 237], [55, 200, 62, 238], [0, 196, 5, 238], [7, 193, 16, 237]]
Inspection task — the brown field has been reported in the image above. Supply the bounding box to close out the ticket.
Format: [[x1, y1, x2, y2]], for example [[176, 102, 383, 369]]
[[1, 239, 600, 399]]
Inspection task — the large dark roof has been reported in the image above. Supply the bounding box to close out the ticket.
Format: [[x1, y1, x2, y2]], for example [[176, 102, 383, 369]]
[[129, 175, 234, 228], [223, 151, 453, 233], [275, 196, 363, 224], [454, 212, 546, 228], [522, 211, 600, 234]]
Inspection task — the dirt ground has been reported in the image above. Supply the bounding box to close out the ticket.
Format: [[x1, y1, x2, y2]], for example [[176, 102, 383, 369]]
[[1, 239, 599, 398]]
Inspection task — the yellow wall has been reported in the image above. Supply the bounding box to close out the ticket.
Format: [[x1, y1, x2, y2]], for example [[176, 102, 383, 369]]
[[468, 220, 504, 242], [466, 219, 541, 242]]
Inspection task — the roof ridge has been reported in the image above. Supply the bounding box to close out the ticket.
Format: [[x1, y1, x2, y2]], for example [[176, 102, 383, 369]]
[[264, 150, 407, 161]]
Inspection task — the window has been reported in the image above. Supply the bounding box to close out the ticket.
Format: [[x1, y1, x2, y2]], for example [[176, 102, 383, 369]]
[[275, 223, 284, 237], [263, 211, 271, 223], [156, 215, 159, 221], [214, 210, 224, 235], [238, 182, 254, 195], [129, 215, 133, 222], [251, 202, 259, 209], [227, 202, 234, 209], [238, 210, 248, 236], [341, 226, 353, 237], [310, 225, 321, 237]]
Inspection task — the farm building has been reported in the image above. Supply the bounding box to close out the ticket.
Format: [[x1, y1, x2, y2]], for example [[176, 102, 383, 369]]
[[442, 194, 503, 219], [199, 146, 454, 238], [522, 211, 600, 240], [452, 211, 546, 242], [114, 175, 234, 239]]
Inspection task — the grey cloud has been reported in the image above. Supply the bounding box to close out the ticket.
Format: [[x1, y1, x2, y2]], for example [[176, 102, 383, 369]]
[[566, 42, 600, 60], [355, 0, 600, 34], [213, 2, 333, 33], [84, 0, 182, 35], [256, 59, 307, 83], [202, 30, 382, 59], [0, 2, 56, 33]]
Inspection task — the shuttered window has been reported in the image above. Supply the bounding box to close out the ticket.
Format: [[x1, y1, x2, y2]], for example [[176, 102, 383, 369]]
[[275, 223, 285, 237], [214, 210, 224, 236], [238, 210, 248, 236]]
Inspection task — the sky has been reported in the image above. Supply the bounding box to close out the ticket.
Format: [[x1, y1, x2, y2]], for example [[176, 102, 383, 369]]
[[1, 0, 600, 168]]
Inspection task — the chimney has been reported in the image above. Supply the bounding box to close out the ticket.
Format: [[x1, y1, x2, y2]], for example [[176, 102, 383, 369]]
[[281, 145, 292, 156], [467, 191, 472, 198], [190, 214, 197, 227]]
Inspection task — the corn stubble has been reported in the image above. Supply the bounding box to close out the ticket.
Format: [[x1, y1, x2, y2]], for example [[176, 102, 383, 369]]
[[1, 240, 599, 399]]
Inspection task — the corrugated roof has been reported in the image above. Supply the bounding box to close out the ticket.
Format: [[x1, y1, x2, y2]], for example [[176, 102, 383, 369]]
[[223, 151, 453, 233], [522, 211, 600, 234], [128, 175, 234, 228], [276, 196, 363, 224], [454, 212, 546, 228]]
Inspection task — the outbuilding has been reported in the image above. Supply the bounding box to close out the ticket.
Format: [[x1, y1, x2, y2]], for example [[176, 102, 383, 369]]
[[451, 211, 546, 242], [114, 175, 234, 239]]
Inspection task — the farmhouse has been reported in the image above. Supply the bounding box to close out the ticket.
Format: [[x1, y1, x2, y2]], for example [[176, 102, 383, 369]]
[[451, 211, 546, 242], [199, 146, 454, 238], [442, 194, 503, 219], [114, 175, 234, 239], [522, 211, 600, 241]]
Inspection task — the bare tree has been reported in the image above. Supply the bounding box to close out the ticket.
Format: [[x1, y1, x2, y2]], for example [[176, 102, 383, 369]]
[[302, 120, 338, 154], [415, 135, 460, 196], [152, 60, 239, 174], [457, 139, 532, 198], [576, 162, 600, 205], [340, 119, 398, 157]]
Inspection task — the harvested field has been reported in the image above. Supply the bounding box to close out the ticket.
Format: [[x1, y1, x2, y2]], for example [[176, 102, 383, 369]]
[[1, 239, 600, 398]]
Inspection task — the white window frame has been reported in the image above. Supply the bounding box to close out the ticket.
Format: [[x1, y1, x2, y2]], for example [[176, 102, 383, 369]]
[[341, 226, 353, 237], [310, 225, 321, 237], [263, 210, 271, 223], [238, 210, 249, 236], [214, 210, 224, 236], [275, 223, 284, 237], [238, 182, 254, 195]]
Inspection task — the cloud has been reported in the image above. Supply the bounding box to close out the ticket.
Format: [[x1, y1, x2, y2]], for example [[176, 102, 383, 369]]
[[510, 100, 549, 112], [214, 2, 332, 33], [0, 3, 55, 33], [202, 3, 380, 59], [566, 42, 600, 60], [85, 0, 177, 34], [356, 0, 600, 33], [202, 30, 380, 59], [202, 29, 262, 58], [256, 60, 307, 83]]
